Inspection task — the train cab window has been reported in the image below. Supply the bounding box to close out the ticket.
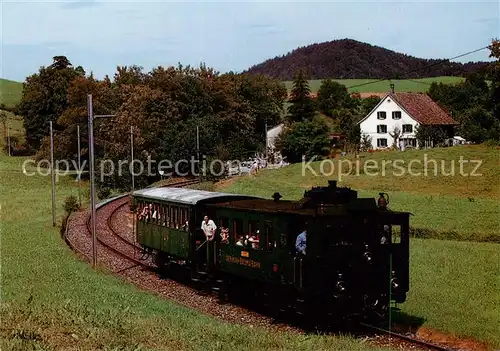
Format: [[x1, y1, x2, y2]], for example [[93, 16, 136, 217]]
[[248, 220, 260, 250], [280, 233, 287, 248], [264, 221, 275, 251], [233, 219, 244, 246], [218, 217, 230, 244]]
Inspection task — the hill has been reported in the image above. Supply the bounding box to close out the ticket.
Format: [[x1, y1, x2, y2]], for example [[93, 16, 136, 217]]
[[245, 39, 490, 80], [0, 78, 23, 108]]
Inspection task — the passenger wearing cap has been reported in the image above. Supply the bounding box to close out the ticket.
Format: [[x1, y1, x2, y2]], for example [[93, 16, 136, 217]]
[[249, 230, 260, 249]]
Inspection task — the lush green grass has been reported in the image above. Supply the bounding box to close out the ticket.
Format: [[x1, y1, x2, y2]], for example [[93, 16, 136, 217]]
[[401, 238, 500, 348], [0, 155, 391, 350], [282, 76, 465, 94], [0, 78, 23, 108], [219, 144, 499, 242], [215, 146, 500, 348]]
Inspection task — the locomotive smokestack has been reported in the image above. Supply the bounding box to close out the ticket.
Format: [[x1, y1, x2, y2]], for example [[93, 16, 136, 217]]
[[328, 180, 337, 188]]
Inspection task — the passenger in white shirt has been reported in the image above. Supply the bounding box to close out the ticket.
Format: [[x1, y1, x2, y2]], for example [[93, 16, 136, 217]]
[[201, 216, 217, 241], [201, 215, 217, 263]]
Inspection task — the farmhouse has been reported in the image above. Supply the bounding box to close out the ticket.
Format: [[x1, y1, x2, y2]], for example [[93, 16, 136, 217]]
[[357, 89, 458, 150]]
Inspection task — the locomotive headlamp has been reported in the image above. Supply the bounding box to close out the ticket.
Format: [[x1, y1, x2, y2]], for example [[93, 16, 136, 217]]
[[363, 245, 372, 264], [391, 271, 399, 290], [336, 273, 346, 293]]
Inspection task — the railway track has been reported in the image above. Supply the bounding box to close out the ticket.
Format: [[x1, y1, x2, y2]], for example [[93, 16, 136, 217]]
[[359, 323, 453, 351], [65, 178, 201, 269]]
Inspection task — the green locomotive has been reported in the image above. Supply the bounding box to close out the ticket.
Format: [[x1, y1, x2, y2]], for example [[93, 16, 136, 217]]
[[132, 180, 410, 320]]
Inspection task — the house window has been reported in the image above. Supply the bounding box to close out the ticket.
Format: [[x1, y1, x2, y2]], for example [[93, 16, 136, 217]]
[[377, 111, 386, 120], [377, 138, 388, 147], [377, 125, 387, 134], [402, 124, 413, 133], [392, 111, 401, 119]]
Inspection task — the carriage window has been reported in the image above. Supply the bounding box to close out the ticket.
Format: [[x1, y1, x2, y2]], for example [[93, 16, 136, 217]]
[[233, 219, 244, 246], [168, 205, 172, 227], [219, 217, 230, 244], [164, 205, 168, 226], [248, 220, 260, 250], [264, 221, 275, 251], [152, 204, 158, 224], [182, 208, 189, 231]]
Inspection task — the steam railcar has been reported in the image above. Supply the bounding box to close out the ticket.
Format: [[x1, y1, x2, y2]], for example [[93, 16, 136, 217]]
[[131, 181, 410, 320]]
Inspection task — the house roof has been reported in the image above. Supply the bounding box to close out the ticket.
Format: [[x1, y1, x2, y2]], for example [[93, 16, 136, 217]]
[[358, 92, 458, 126], [390, 92, 458, 125]]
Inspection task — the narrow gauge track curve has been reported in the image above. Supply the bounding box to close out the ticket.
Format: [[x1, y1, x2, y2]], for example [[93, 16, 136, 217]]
[[84, 196, 154, 269]]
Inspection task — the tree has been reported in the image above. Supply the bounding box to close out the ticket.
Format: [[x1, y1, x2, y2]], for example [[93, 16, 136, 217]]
[[316, 79, 357, 116], [336, 109, 361, 153], [487, 39, 500, 124], [286, 70, 315, 123], [275, 117, 330, 163], [49, 56, 72, 70], [360, 134, 372, 151], [16, 56, 82, 150], [415, 125, 449, 147], [389, 125, 401, 149]]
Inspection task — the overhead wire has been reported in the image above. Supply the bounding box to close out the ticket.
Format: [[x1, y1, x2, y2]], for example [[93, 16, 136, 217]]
[[345, 45, 490, 91]]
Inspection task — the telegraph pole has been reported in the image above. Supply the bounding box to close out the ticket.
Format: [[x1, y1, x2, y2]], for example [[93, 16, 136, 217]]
[[87, 94, 115, 268], [265, 121, 268, 162], [6, 118, 11, 156], [196, 125, 200, 179], [130, 125, 135, 193], [77, 125, 82, 207], [88, 95, 97, 267], [50, 121, 56, 226]]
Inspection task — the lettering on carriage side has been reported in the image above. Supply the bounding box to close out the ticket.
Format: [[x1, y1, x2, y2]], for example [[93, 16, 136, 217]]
[[224, 255, 261, 268]]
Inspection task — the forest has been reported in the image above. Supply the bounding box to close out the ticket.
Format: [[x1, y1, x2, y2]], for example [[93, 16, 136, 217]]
[[12, 56, 287, 192], [245, 39, 491, 80]]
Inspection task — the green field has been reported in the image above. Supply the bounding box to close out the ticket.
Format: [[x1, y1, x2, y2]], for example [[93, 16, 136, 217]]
[[283, 76, 465, 94], [0, 154, 391, 350], [0, 78, 23, 108], [215, 144, 500, 348]]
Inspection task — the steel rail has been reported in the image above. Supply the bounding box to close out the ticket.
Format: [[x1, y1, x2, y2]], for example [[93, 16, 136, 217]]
[[359, 322, 454, 351]]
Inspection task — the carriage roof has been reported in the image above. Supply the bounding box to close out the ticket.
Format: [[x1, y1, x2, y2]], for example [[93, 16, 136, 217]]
[[132, 187, 260, 205]]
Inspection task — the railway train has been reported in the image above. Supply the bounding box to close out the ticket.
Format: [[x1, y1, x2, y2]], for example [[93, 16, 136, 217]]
[[131, 180, 410, 321]]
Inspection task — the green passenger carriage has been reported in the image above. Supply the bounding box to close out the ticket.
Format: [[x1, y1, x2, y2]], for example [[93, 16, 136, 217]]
[[132, 181, 411, 321]]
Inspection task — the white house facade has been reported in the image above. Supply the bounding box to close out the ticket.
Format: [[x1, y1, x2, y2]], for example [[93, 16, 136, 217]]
[[266, 123, 284, 151], [358, 92, 458, 150]]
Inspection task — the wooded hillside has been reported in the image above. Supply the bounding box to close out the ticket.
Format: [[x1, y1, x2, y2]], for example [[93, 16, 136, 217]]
[[245, 39, 490, 80]]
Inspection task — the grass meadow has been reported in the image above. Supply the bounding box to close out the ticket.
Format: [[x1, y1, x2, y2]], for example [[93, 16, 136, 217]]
[[282, 76, 465, 94], [216, 144, 500, 348], [0, 79, 23, 108], [0, 154, 390, 350]]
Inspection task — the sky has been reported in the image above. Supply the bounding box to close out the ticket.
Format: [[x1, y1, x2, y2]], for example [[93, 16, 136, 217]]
[[1, 0, 499, 82]]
